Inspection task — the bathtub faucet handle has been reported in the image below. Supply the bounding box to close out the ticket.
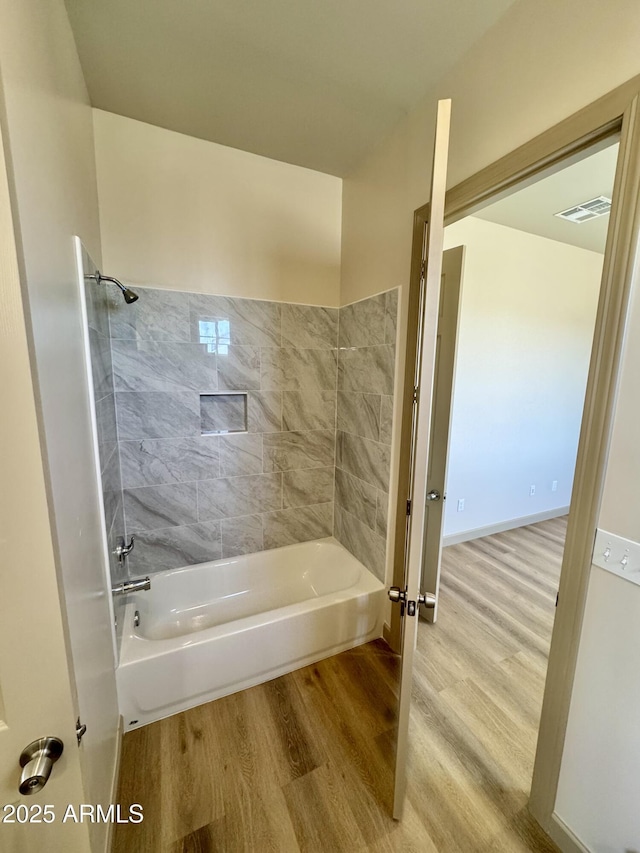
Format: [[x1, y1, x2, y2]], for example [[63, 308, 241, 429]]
[[114, 535, 135, 564]]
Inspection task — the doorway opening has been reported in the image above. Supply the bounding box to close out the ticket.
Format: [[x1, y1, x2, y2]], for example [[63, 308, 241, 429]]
[[411, 137, 620, 846], [442, 142, 618, 552]]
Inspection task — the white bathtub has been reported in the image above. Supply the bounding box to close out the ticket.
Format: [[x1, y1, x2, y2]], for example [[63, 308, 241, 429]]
[[117, 538, 385, 729]]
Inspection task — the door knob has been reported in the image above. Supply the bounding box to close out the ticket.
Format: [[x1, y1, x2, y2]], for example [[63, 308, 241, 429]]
[[426, 490, 441, 502], [418, 591, 437, 608], [19, 737, 64, 795], [388, 586, 406, 603]]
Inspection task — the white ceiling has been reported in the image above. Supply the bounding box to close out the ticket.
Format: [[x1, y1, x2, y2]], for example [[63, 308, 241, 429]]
[[65, 0, 517, 176], [474, 142, 619, 254]]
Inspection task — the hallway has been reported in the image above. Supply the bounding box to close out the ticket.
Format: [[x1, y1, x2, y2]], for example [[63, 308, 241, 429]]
[[114, 518, 564, 852]]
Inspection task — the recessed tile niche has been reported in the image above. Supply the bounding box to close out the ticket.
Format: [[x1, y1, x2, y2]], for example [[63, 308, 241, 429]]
[[200, 393, 248, 435]]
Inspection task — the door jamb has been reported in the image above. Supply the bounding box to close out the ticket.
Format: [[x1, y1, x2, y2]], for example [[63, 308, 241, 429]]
[[390, 73, 640, 840]]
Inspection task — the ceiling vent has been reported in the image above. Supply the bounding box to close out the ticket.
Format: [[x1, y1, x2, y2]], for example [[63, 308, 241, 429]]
[[554, 196, 612, 224]]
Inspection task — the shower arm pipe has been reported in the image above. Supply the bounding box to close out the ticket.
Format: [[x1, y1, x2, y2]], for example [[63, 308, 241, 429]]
[[85, 270, 122, 287], [94, 273, 120, 287]]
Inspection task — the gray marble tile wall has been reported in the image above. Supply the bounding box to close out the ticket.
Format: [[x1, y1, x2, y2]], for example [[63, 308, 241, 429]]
[[82, 255, 127, 650], [108, 287, 339, 574], [334, 289, 398, 581]]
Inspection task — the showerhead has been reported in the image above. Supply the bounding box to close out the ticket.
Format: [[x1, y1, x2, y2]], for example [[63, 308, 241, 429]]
[[120, 285, 139, 304], [86, 270, 139, 304]]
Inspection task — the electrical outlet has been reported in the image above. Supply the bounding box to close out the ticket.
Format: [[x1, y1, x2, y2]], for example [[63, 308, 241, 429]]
[[457, 498, 465, 512], [552, 480, 558, 492], [529, 484, 536, 496]]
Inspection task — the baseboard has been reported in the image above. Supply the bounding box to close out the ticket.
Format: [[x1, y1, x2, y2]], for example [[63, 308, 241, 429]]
[[442, 506, 570, 547], [105, 715, 124, 853], [546, 813, 590, 853]]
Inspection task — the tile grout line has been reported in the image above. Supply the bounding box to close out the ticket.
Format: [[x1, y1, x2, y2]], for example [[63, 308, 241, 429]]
[[127, 502, 336, 536], [337, 501, 383, 539], [333, 306, 341, 537], [121, 465, 337, 493]]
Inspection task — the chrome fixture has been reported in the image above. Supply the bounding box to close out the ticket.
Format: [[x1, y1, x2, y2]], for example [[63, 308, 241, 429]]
[[388, 586, 436, 617], [426, 489, 441, 502], [85, 269, 139, 304], [417, 591, 437, 608], [388, 586, 406, 604], [114, 534, 135, 564], [112, 576, 151, 597], [19, 737, 64, 795], [134, 610, 141, 628]]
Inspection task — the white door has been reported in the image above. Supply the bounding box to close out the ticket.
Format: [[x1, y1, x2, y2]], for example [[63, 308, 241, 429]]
[[0, 123, 90, 853], [392, 99, 451, 818], [419, 245, 464, 623]]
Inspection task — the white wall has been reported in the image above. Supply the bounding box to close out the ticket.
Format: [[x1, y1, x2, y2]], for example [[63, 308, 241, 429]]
[[339, 1, 640, 849], [0, 1, 119, 849], [443, 218, 602, 540], [341, 1, 640, 308], [555, 570, 640, 851], [555, 277, 640, 850], [93, 109, 343, 306]]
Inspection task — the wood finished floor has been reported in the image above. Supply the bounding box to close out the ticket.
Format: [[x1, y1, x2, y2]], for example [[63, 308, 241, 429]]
[[114, 517, 566, 852]]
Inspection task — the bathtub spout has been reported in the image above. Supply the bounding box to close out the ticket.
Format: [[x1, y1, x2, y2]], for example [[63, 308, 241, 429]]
[[112, 577, 151, 596]]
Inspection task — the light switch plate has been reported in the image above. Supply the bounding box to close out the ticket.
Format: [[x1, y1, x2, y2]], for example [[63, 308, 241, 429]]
[[592, 528, 640, 586]]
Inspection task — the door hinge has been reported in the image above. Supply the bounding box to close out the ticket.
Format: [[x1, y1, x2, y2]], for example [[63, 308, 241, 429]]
[[412, 386, 418, 403], [406, 499, 412, 516], [76, 717, 87, 746], [420, 259, 426, 281]]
